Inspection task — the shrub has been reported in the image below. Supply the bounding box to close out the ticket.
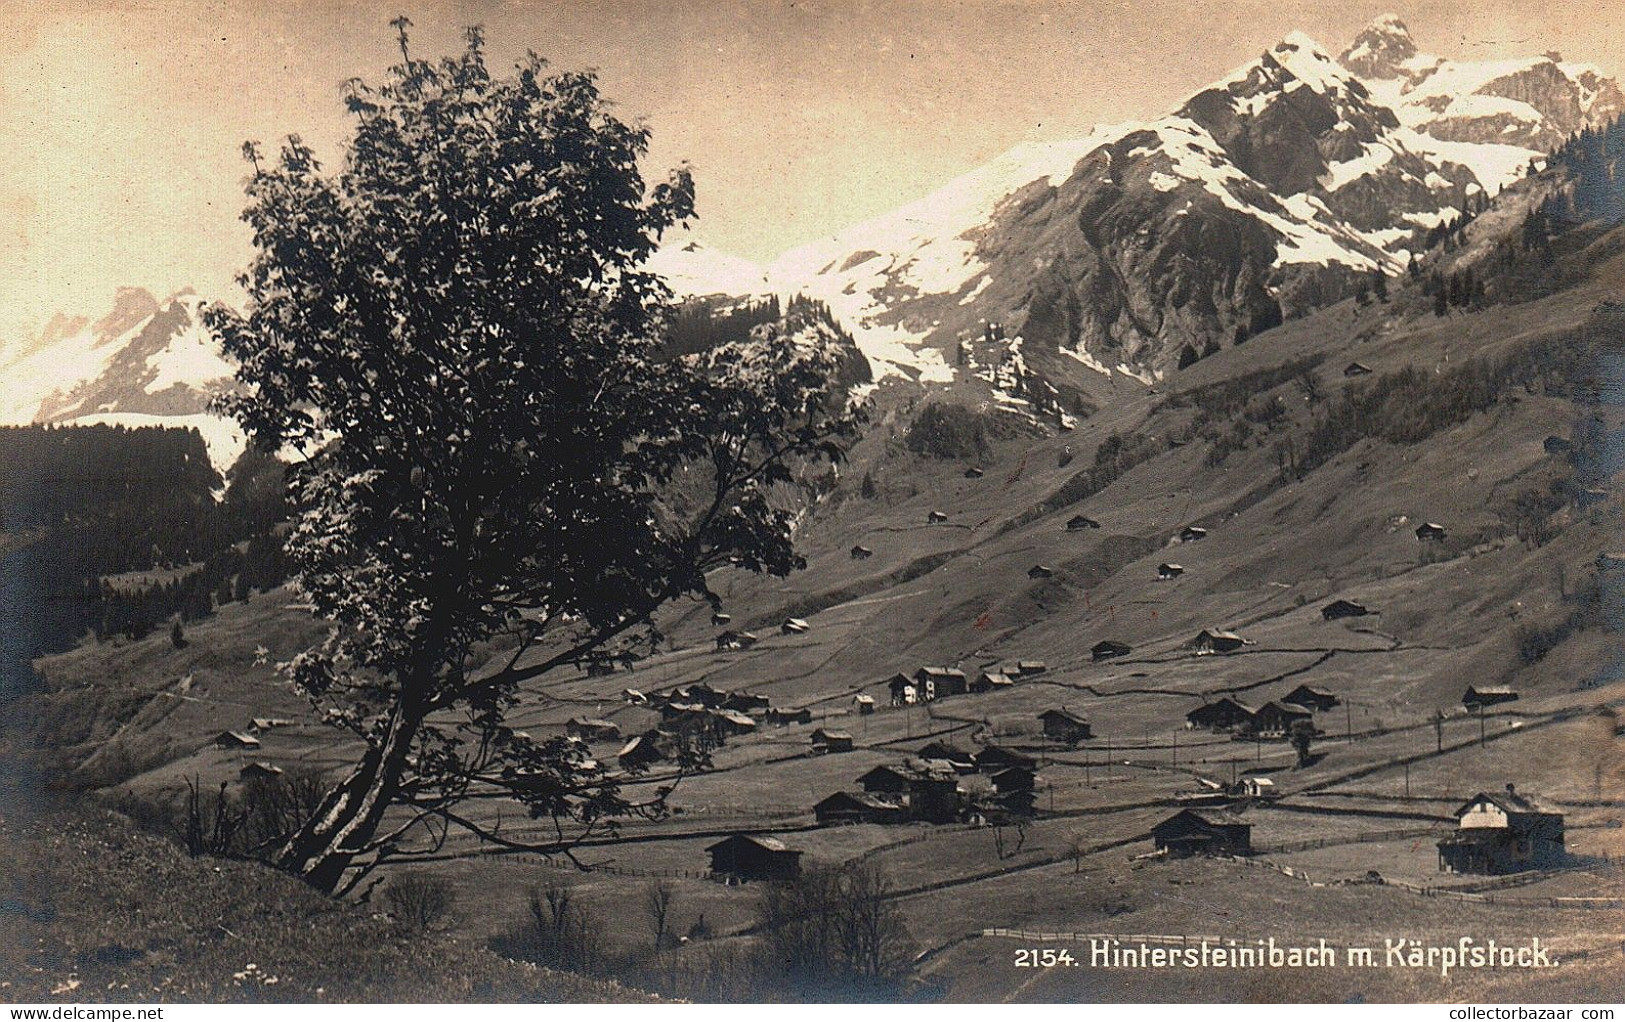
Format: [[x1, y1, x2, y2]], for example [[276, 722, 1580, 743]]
[[385, 872, 454, 933]]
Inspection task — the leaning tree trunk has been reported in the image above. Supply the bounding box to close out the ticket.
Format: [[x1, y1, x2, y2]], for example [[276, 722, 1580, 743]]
[[277, 698, 423, 894]]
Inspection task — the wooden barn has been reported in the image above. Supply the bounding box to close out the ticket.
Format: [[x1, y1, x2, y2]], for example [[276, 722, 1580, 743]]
[[1152, 809, 1252, 857], [710, 612, 731, 626], [616, 730, 674, 770], [970, 671, 1015, 693], [886, 672, 915, 705], [715, 630, 759, 651], [917, 740, 975, 772], [1015, 660, 1048, 677], [1193, 628, 1247, 654], [964, 466, 985, 479], [1185, 697, 1256, 732], [1066, 514, 1101, 531], [1437, 786, 1564, 875], [991, 766, 1037, 793], [853, 694, 876, 715], [1028, 564, 1055, 580], [908, 772, 962, 824], [974, 745, 1037, 773], [1091, 640, 1132, 661], [1321, 599, 1370, 621], [1158, 562, 1185, 580], [566, 717, 622, 742], [927, 510, 949, 524], [914, 666, 968, 698], [1180, 526, 1208, 542], [1248, 700, 1313, 738], [706, 834, 803, 882], [850, 544, 874, 560], [858, 764, 921, 795], [239, 762, 283, 782], [1463, 685, 1519, 711], [1343, 361, 1372, 377], [214, 730, 261, 751], [1038, 708, 1093, 744], [780, 617, 811, 635], [1415, 522, 1448, 542], [1281, 685, 1339, 712], [811, 728, 855, 753], [814, 791, 905, 826]]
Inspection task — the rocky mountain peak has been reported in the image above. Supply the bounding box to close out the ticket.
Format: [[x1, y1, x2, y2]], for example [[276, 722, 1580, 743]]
[[1338, 14, 1419, 80]]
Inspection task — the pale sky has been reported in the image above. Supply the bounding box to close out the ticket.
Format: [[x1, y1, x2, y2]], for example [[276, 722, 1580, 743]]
[[2, 0, 1622, 344]]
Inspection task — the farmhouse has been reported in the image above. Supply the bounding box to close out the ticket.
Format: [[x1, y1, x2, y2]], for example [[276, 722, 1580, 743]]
[[1185, 697, 1256, 732], [1248, 700, 1313, 737], [1343, 361, 1372, 377], [214, 730, 261, 751], [914, 666, 968, 698], [1321, 599, 1370, 621], [1437, 785, 1565, 875], [566, 718, 622, 742], [811, 728, 855, 753], [971, 671, 1015, 693], [1028, 564, 1055, 579], [928, 510, 949, 523], [917, 740, 975, 772], [1281, 685, 1339, 712], [975, 745, 1038, 773], [1193, 628, 1247, 654], [706, 834, 803, 882], [239, 762, 283, 781], [814, 791, 906, 826], [781, 617, 811, 635], [850, 544, 873, 560], [1180, 525, 1208, 542], [1158, 562, 1185, 580], [1415, 522, 1448, 542], [1066, 514, 1101, 531], [1463, 685, 1519, 711], [1091, 640, 1131, 661], [1038, 708, 1093, 744], [1151, 809, 1252, 857]]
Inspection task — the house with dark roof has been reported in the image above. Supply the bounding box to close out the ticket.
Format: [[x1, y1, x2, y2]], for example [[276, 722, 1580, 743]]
[[1158, 562, 1185, 580], [974, 745, 1037, 773], [1463, 685, 1519, 711], [1091, 640, 1131, 661], [1038, 708, 1092, 744], [1321, 599, 1370, 621], [1281, 685, 1339, 712], [1248, 700, 1313, 738], [1151, 809, 1252, 857], [1185, 697, 1256, 732], [707, 834, 803, 882], [814, 791, 906, 826], [1437, 785, 1564, 875], [1066, 514, 1101, 531]]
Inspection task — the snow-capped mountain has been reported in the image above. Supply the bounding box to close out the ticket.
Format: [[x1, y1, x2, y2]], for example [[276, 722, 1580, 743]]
[[655, 17, 1620, 389], [0, 287, 245, 471]]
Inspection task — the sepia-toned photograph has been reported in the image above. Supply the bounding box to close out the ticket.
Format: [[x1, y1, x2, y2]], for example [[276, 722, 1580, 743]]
[[2, 0, 1624, 1007]]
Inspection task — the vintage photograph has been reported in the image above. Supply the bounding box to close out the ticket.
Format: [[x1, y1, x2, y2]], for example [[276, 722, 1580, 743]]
[[2, 0, 1623, 1005]]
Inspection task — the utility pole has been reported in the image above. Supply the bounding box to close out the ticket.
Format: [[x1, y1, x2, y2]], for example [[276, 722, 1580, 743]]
[[1434, 709, 1444, 753], [1346, 702, 1353, 744], [1479, 706, 1486, 747]]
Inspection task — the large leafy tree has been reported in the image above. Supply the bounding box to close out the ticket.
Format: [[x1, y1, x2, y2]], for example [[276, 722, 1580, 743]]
[[207, 22, 859, 894]]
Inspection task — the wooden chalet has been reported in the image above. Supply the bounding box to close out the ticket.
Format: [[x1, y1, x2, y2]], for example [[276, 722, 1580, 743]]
[[1180, 526, 1208, 542], [970, 670, 1015, 693], [1281, 685, 1339, 712], [974, 745, 1038, 773], [1091, 640, 1131, 661], [1415, 522, 1447, 542], [850, 544, 874, 560], [214, 730, 261, 751], [814, 791, 906, 826], [566, 717, 622, 742], [1193, 628, 1247, 654], [811, 728, 855, 753], [1066, 514, 1101, 531], [914, 666, 968, 698], [1185, 697, 1256, 732], [1343, 361, 1372, 377], [1321, 599, 1370, 621], [1038, 708, 1093, 744], [1463, 685, 1519, 711], [1248, 700, 1313, 738], [1158, 562, 1185, 580], [239, 762, 283, 782], [1152, 809, 1252, 857], [706, 834, 803, 882], [1437, 785, 1564, 875]]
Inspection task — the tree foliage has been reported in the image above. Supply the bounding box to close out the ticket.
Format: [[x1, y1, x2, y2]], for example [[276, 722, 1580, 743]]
[[205, 23, 860, 893]]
